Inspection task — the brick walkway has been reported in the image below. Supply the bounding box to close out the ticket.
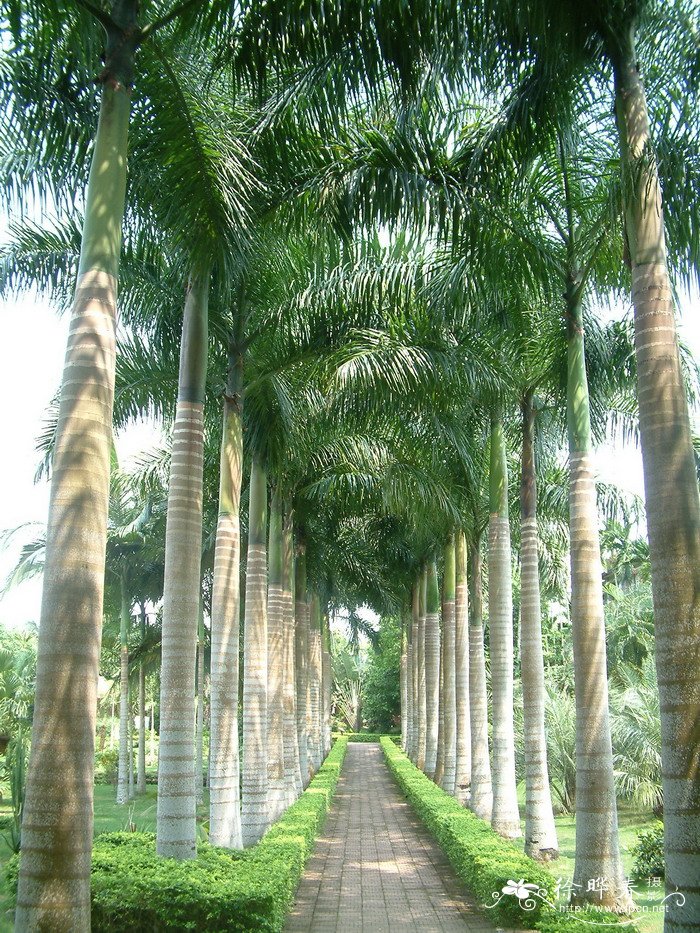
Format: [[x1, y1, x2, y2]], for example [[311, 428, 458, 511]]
[[285, 743, 501, 932]]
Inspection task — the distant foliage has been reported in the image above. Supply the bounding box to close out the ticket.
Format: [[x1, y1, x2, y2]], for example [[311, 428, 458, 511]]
[[631, 825, 665, 880], [362, 615, 401, 733]]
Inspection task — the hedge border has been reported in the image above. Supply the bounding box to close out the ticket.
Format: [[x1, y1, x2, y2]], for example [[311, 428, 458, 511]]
[[8, 738, 348, 932], [380, 738, 639, 933]]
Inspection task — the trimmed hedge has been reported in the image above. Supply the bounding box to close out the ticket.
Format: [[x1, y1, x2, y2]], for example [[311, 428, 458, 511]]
[[9, 738, 348, 932], [333, 732, 401, 743], [380, 738, 639, 933]]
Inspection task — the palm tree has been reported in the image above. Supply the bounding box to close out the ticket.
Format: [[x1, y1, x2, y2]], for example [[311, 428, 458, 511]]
[[267, 486, 287, 822], [295, 543, 310, 786], [424, 560, 440, 779], [241, 454, 269, 846], [282, 507, 302, 801], [454, 530, 471, 804], [441, 535, 457, 794], [469, 535, 493, 822], [488, 415, 521, 838]]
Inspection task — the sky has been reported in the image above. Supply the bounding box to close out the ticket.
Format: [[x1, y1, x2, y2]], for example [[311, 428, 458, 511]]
[[0, 284, 698, 630]]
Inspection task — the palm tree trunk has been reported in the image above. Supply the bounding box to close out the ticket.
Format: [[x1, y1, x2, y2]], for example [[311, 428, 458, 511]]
[[322, 613, 332, 759], [128, 693, 135, 800], [454, 530, 471, 804], [520, 393, 558, 860], [308, 592, 323, 775], [295, 544, 310, 787], [612, 30, 700, 928], [282, 509, 302, 801], [209, 341, 243, 849], [15, 55, 134, 930], [566, 284, 629, 908], [195, 603, 205, 806], [409, 583, 420, 764], [242, 454, 269, 846], [424, 560, 441, 779], [488, 417, 521, 838], [156, 269, 209, 859], [441, 536, 457, 795], [117, 578, 130, 804], [401, 612, 408, 752], [137, 603, 147, 794], [267, 486, 287, 823], [417, 568, 428, 771], [469, 539, 493, 822], [435, 618, 446, 787]]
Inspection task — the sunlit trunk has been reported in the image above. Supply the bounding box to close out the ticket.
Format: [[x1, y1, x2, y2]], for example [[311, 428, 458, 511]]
[[117, 578, 131, 805], [156, 268, 209, 859], [308, 593, 323, 775], [435, 617, 446, 787], [441, 536, 457, 795], [469, 539, 493, 822], [295, 545, 309, 786], [454, 531, 471, 804], [209, 340, 243, 849], [401, 611, 408, 752], [409, 583, 420, 763], [195, 603, 205, 806], [137, 603, 147, 794], [241, 455, 269, 845], [520, 392, 558, 860], [267, 486, 287, 823], [424, 560, 440, 779], [612, 29, 700, 927], [417, 567, 427, 771], [15, 51, 134, 928], [488, 417, 521, 838], [322, 612, 332, 759], [282, 508, 302, 801]]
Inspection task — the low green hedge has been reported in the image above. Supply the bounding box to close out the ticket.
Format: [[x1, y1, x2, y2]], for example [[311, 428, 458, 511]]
[[380, 738, 638, 933], [9, 738, 348, 932], [333, 732, 400, 743]]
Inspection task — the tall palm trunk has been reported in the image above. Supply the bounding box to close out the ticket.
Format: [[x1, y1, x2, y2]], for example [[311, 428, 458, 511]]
[[435, 618, 446, 787], [612, 29, 700, 928], [417, 568, 428, 771], [454, 531, 471, 804], [321, 613, 332, 759], [156, 269, 209, 859], [308, 593, 323, 774], [441, 536, 457, 795], [282, 510, 302, 800], [195, 603, 205, 806], [15, 36, 135, 926], [409, 583, 420, 763], [241, 455, 269, 846], [401, 612, 408, 752], [295, 545, 310, 787], [469, 539, 493, 822], [520, 393, 558, 860], [137, 603, 147, 794], [488, 417, 521, 838], [566, 283, 628, 907], [424, 560, 441, 779], [117, 577, 131, 804], [267, 487, 287, 823], [209, 341, 243, 849]]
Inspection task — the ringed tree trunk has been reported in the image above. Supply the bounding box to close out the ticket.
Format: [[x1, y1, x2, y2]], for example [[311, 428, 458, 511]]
[[441, 536, 457, 795], [417, 567, 428, 771], [454, 531, 471, 804], [14, 21, 135, 925], [566, 283, 629, 908], [488, 416, 521, 838], [295, 544, 310, 787], [267, 486, 287, 823], [520, 392, 558, 860], [195, 602, 205, 806], [424, 560, 441, 779], [409, 583, 420, 763], [469, 538, 493, 822], [435, 615, 446, 787], [282, 508, 302, 801], [117, 576, 131, 805], [612, 28, 700, 927], [137, 603, 147, 794], [156, 268, 209, 859], [321, 612, 332, 759], [400, 611, 408, 752], [241, 454, 269, 846], [209, 341, 243, 849], [308, 592, 323, 775]]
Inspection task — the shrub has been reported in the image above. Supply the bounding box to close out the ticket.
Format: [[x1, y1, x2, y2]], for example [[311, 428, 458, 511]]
[[380, 739, 638, 933], [333, 732, 399, 743], [630, 824, 664, 880], [9, 738, 348, 931]]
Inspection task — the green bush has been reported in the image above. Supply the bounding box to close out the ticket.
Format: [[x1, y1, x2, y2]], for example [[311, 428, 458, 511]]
[[9, 738, 348, 932], [380, 739, 638, 933], [333, 732, 399, 743], [630, 824, 664, 880]]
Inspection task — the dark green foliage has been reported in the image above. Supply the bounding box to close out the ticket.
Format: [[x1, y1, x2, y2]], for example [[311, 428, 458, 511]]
[[7, 739, 348, 931], [380, 739, 639, 933], [362, 615, 401, 733], [334, 732, 398, 742], [630, 825, 665, 880]]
